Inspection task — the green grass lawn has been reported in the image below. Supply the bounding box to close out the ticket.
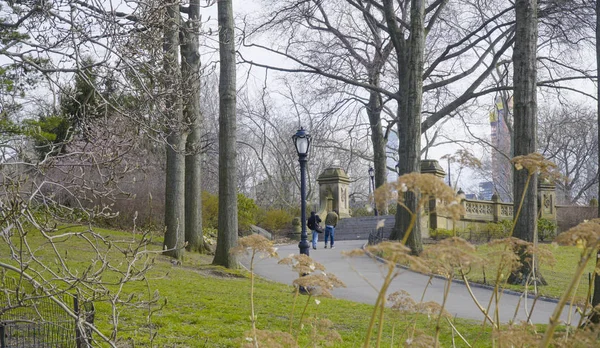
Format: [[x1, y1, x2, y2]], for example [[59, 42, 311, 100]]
[[459, 242, 595, 304], [3, 224, 595, 347], [0, 224, 500, 347], [381, 239, 595, 304]]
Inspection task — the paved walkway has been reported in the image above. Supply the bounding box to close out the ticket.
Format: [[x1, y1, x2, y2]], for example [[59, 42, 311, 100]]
[[242, 240, 580, 324]]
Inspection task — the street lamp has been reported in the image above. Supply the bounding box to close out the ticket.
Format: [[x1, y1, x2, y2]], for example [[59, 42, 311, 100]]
[[368, 167, 378, 216], [293, 127, 311, 256]]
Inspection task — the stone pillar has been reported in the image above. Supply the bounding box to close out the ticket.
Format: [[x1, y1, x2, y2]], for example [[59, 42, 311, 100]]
[[420, 160, 447, 231], [317, 167, 351, 218], [538, 178, 557, 221], [420, 159, 447, 179], [491, 192, 501, 222]]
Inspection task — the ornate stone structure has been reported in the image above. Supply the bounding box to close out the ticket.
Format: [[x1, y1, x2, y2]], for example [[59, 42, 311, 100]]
[[420, 159, 447, 178], [420, 159, 447, 233], [538, 178, 557, 221], [314, 160, 559, 236], [316, 167, 351, 218]]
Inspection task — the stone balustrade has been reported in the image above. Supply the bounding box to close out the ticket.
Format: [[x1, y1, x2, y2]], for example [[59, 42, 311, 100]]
[[462, 198, 513, 221], [315, 159, 558, 239]]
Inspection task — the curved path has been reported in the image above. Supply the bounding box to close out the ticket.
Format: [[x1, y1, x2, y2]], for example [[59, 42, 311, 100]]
[[242, 240, 579, 324]]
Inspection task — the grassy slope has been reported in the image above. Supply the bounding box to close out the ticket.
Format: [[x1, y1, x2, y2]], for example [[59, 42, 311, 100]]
[[464, 243, 595, 304], [2, 225, 495, 347]]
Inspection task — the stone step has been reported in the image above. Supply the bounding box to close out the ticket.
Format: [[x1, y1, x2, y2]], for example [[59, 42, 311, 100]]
[[332, 215, 395, 241]]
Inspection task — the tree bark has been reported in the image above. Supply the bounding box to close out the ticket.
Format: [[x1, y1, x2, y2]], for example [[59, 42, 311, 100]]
[[597, 0, 600, 237], [591, 0, 600, 324], [384, 0, 426, 255], [163, 0, 186, 260], [212, 0, 238, 268], [367, 84, 387, 213], [182, 0, 204, 253], [508, 0, 544, 285]]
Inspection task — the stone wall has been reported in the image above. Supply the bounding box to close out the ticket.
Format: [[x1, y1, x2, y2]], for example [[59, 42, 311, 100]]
[[556, 206, 598, 232]]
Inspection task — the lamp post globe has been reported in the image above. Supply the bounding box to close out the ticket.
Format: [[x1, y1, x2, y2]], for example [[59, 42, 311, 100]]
[[292, 127, 311, 256]]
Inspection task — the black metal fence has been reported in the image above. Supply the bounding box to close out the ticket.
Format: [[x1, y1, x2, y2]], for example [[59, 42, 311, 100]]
[[0, 277, 94, 348]]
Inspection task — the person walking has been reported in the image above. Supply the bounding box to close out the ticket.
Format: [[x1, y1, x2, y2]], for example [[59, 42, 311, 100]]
[[324, 209, 338, 249], [307, 211, 322, 250]]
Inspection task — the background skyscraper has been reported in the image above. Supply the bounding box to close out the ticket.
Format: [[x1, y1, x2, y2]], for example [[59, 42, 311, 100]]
[[489, 95, 513, 201]]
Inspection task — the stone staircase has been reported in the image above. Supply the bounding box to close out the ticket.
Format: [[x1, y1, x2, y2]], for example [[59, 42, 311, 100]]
[[333, 215, 395, 241]]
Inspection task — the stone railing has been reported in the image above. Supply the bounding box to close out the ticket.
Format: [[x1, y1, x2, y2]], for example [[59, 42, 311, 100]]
[[427, 196, 514, 235], [462, 198, 513, 222], [425, 187, 559, 236]]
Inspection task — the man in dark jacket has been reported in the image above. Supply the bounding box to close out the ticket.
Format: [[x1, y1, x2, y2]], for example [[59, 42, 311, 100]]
[[307, 211, 322, 250], [324, 209, 339, 249]]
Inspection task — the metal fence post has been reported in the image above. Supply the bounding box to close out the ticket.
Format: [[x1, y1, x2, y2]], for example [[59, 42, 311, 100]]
[[1, 324, 5, 348], [74, 295, 83, 348]]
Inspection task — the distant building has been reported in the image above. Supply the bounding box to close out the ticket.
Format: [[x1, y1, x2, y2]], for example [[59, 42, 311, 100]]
[[465, 193, 477, 200], [489, 95, 512, 201], [479, 181, 494, 201]]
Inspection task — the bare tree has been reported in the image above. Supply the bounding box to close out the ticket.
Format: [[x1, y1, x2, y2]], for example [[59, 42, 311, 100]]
[[538, 104, 598, 204], [212, 0, 238, 268], [182, 0, 205, 253], [244, 0, 518, 253], [509, 0, 543, 285], [242, 0, 394, 195], [163, 0, 187, 260], [381, 0, 426, 254], [237, 83, 372, 211]]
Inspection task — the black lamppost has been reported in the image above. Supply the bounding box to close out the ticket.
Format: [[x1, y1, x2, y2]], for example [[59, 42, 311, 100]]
[[368, 167, 378, 216], [293, 127, 311, 256]]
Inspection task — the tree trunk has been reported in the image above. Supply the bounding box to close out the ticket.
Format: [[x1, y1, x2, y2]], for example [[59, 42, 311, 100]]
[[597, 0, 600, 241], [212, 0, 238, 268], [508, 0, 544, 285], [385, 0, 426, 255], [163, 0, 186, 260], [182, 0, 204, 253], [367, 80, 387, 214], [591, 0, 600, 324]]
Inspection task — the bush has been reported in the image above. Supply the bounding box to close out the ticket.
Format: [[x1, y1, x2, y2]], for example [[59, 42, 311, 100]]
[[203, 227, 218, 248], [257, 209, 294, 232], [237, 193, 259, 233], [538, 217, 557, 242], [350, 205, 374, 217], [387, 203, 397, 215], [485, 220, 512, 240], [202, 191, 258, 233], [429, 228, 454, 240], [202, 191, 219, 229]]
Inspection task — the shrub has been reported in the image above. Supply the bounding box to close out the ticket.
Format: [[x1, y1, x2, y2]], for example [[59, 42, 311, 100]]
[[538, 217, 557, 242], [485, 220, 512, 240], [238, 193, 259, 233], [202, 191, 219, 229], [429, 228, 454, 240], [350, 205, 374, 217], [257, 209, 294, 232], [387, 203, 397, 215], [202, 191, 258, 233], [203, 227, 218, 249], [590, 198, 598, 207]]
